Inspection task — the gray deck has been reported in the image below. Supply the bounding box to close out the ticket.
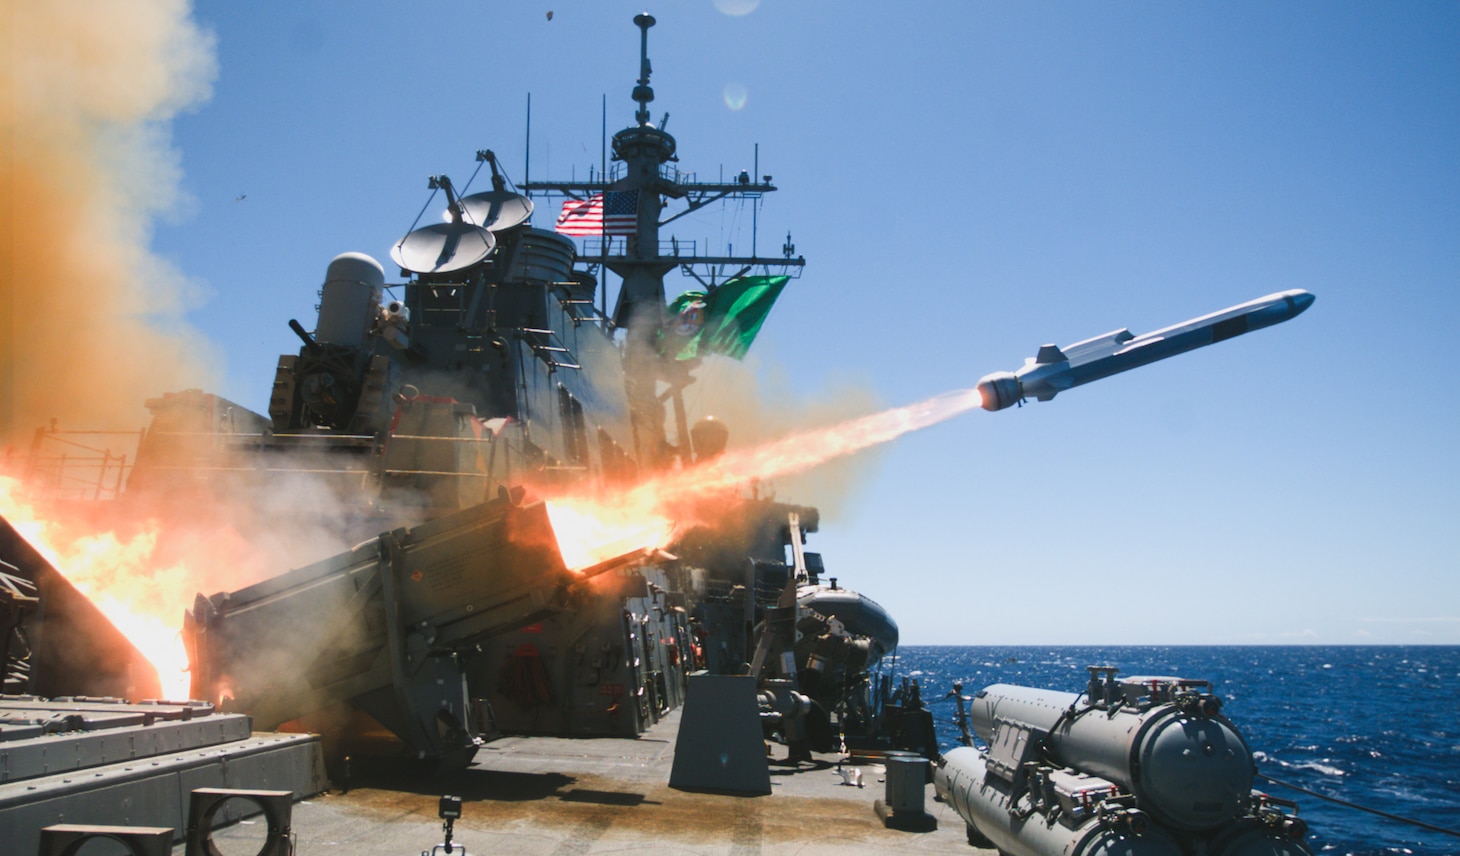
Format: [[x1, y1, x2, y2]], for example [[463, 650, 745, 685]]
[[200, 708, 991, 855]]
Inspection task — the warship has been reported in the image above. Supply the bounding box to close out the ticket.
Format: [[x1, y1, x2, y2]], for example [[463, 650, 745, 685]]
[[0, 13, 1316, 856]]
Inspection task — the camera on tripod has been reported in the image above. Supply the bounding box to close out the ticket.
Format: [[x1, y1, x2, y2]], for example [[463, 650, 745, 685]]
[[420, 795, 465, 856]]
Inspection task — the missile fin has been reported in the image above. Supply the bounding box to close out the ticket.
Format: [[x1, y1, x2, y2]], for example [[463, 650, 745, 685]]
[[1035, 344, 1067, 364], [1114, 335, 1165, 356], [1062, 329, 1135, 363]]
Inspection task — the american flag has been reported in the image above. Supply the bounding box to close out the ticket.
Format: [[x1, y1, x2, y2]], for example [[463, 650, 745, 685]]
[[554, 190, 639, 236]]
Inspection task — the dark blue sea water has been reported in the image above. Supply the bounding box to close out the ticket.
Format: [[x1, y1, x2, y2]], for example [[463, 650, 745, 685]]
[[889, 646, 1460, 855]]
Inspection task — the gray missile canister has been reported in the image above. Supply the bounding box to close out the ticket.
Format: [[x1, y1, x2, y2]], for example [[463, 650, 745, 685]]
[[936, 746, 1184, 856], [971, 672, 1254, 832], [936, 669, 1313, 856]]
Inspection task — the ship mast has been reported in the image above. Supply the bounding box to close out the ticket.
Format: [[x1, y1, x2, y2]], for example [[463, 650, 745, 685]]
[[523, 13, 804, 470]]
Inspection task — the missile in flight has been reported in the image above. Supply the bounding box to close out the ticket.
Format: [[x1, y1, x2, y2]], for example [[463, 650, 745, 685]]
[[976, 289, 1315, 411]]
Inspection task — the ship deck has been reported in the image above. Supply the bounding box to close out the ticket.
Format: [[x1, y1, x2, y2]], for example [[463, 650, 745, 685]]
[[201, 709, 992, 855]]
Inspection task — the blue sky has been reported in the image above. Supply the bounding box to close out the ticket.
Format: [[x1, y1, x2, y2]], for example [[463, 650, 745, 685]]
[[149, 1, 1459, 644]]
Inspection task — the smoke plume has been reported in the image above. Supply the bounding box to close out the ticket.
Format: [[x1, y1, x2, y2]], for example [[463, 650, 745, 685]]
[[1, 0, 219, 449], [679, 355, 883, 517]]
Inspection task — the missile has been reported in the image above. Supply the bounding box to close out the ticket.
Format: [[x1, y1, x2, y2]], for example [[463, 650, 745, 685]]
[[976, 289, 1314, 411]]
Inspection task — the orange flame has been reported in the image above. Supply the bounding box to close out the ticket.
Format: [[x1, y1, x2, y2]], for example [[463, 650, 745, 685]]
[[0, 388, 981, 700], [543, 388, 983, 567], [543, 498, 675, 571], [0, 475, 193, 699]]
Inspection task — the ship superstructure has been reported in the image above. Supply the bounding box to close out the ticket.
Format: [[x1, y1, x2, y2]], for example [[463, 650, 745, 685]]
[[521, 13, 804, 472], [5, 13, 897, 769], [121, 14, 806, 523]]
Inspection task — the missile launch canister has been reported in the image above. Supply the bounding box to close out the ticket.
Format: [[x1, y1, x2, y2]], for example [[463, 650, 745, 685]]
[[977, 289, 1315, 411], [933, 669, 1313, 856]]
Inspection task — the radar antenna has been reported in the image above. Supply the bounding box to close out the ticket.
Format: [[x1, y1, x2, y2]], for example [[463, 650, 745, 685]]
[[518, 14, 806, 470], [432, 175, 466, 220], [458, 151, 534, 232], [392, 174, 496, 274], [632, 13, 656, 126]]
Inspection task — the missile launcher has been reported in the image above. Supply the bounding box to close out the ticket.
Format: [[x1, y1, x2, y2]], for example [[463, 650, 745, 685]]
[[183, 491, 665, 766]]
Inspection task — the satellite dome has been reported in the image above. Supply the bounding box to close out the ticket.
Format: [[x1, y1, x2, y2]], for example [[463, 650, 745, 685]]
[[317, 252, 385, 347], [324, 252, 386, 289]]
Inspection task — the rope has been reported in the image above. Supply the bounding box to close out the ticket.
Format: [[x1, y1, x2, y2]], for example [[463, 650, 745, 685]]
[[1256, 772, 1460, 839], [398, 187, 440, 248], [457, 157, 488, 196]]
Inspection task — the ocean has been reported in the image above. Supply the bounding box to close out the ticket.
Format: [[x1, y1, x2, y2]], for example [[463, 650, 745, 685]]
[[889, 646, 1460, 855]]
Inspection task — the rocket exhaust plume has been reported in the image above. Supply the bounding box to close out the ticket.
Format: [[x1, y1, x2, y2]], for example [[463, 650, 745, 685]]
[[545, 287, 1318, 566], [0, 2, 228, 701], [0, 475, 192, 698], [544, 388, 984, 568], [654, 388, 982, 500], [0, 468, 365, 701]]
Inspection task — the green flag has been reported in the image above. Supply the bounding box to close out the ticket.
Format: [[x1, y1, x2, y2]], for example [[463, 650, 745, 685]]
[[666, 275, 789, 361]]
